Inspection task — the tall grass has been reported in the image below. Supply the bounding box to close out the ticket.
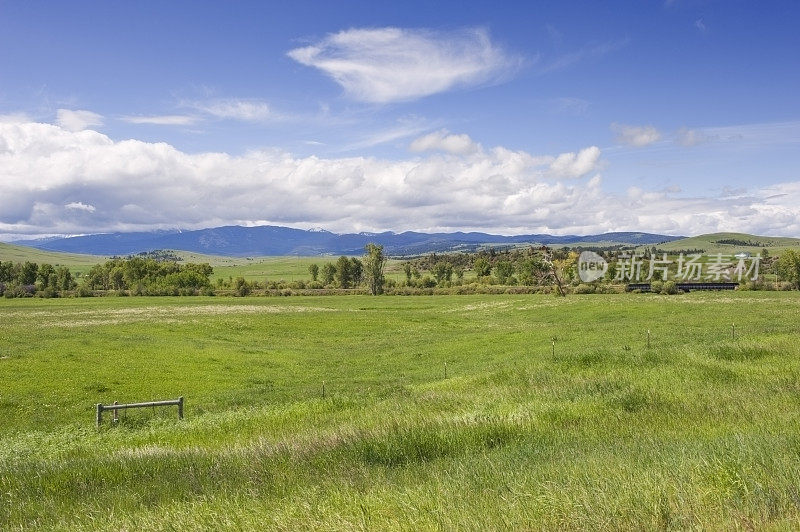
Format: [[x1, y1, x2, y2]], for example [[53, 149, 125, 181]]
[[2, 292, 800, 529]]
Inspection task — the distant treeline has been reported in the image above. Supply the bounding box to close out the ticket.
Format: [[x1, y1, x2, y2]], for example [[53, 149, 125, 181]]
[[0, 257, 213, 298], [2, 244, 797, 298], [712, 239, 765, 247], [83, 257, 213, 295], [0, 260, 76, 298], [118, 250, 185, 262]]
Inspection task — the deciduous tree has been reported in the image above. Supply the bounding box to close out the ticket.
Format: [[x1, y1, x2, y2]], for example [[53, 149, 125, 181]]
[[308, 263, 319, 281], [363, 243, 386, 295], [777, 250, 800, 289]]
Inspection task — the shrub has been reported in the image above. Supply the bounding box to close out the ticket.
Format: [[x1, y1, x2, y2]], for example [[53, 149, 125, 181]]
[[76, 286, 94, 297], [38, 287, 58, 299], [234, 277, 251, 296], [4, 284, 36, 298], [650, 280, 664, 293], [661, 281, 678, 295], [418, 276, 437, 288], [573, 284, 596, 294]]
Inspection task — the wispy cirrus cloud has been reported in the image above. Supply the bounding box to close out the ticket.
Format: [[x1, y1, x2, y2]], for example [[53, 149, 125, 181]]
[[287, 27, 521, 103], [538, 39, 629, 74], [121, 114, 199, 126], [676, 127, 712, 146], [189, 99, 272, 122], [342, 118, 433, 151], [695, 18, 707, 32]]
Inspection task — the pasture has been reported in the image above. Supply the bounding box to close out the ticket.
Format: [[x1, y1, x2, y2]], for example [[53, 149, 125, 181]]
[[2, 292, 800, 529]]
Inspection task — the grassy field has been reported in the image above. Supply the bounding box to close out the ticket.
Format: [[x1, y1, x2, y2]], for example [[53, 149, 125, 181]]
[[2, 292, 800, 529], [0, 243, 408, 283], [207, 255, 407, 283], [639, 232, 800, 255], [0, 243, 107, 276]]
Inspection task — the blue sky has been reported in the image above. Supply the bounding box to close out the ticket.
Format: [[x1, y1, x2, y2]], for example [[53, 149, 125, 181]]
[[1, 0, 799, 238]]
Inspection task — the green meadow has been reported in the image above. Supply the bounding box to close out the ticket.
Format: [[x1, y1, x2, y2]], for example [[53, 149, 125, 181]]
[[2, 292, 800, 529], [207, 255, 407, 283]]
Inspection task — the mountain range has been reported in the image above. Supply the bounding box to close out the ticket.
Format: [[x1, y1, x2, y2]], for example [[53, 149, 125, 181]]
[[12, 226, 683, 257]]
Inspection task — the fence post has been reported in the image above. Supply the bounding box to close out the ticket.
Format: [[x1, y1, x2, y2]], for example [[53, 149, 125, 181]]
[[178, 396, 184, 420], [96, 403, 103, 428], [113, 401, 119, 423]]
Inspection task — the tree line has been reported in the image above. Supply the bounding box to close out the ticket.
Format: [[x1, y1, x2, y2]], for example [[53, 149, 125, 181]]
[[2, 244, 799, 298], [0, 261, 77, 298], [0, 257, 214, 298]]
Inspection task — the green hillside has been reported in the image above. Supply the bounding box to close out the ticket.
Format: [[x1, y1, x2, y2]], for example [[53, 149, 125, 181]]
[[638, 232, 800, 255], [0, 243, 406, 282], [0, 242, 107, 274]]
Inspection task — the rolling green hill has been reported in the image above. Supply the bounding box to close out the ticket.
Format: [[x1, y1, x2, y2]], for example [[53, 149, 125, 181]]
[[0, 242, 107, 274], [0, 242, 405, 282], [637, 232, 800, 255]]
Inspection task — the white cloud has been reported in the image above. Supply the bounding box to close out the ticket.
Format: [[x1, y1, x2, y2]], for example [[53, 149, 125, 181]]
[[547, 146, 601, 178], [65, 202, 96, 212], [1, 119, 799, 238], [0, 112, 30, 123], [409, 130, 480, 155], [56, 109, 104, 132], [287, 27, 519, 103], [345, 119, 432, 150], [191, 99, 271, 121], [611, 123, 662, 147], [121, 115, 199, 126]]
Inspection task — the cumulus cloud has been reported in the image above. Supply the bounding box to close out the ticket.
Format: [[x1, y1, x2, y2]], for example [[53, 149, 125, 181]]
[[0, 112, 30, 123], [409, 130, 480, 155], [121, 115, 199, 126], [0, 120, 798, 238], [547, 146, 601, 179], [611, 123, 661, 147], [287, 27, 519, 103], [191, 99, 271, 121], [56, 109, 104, 132]]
